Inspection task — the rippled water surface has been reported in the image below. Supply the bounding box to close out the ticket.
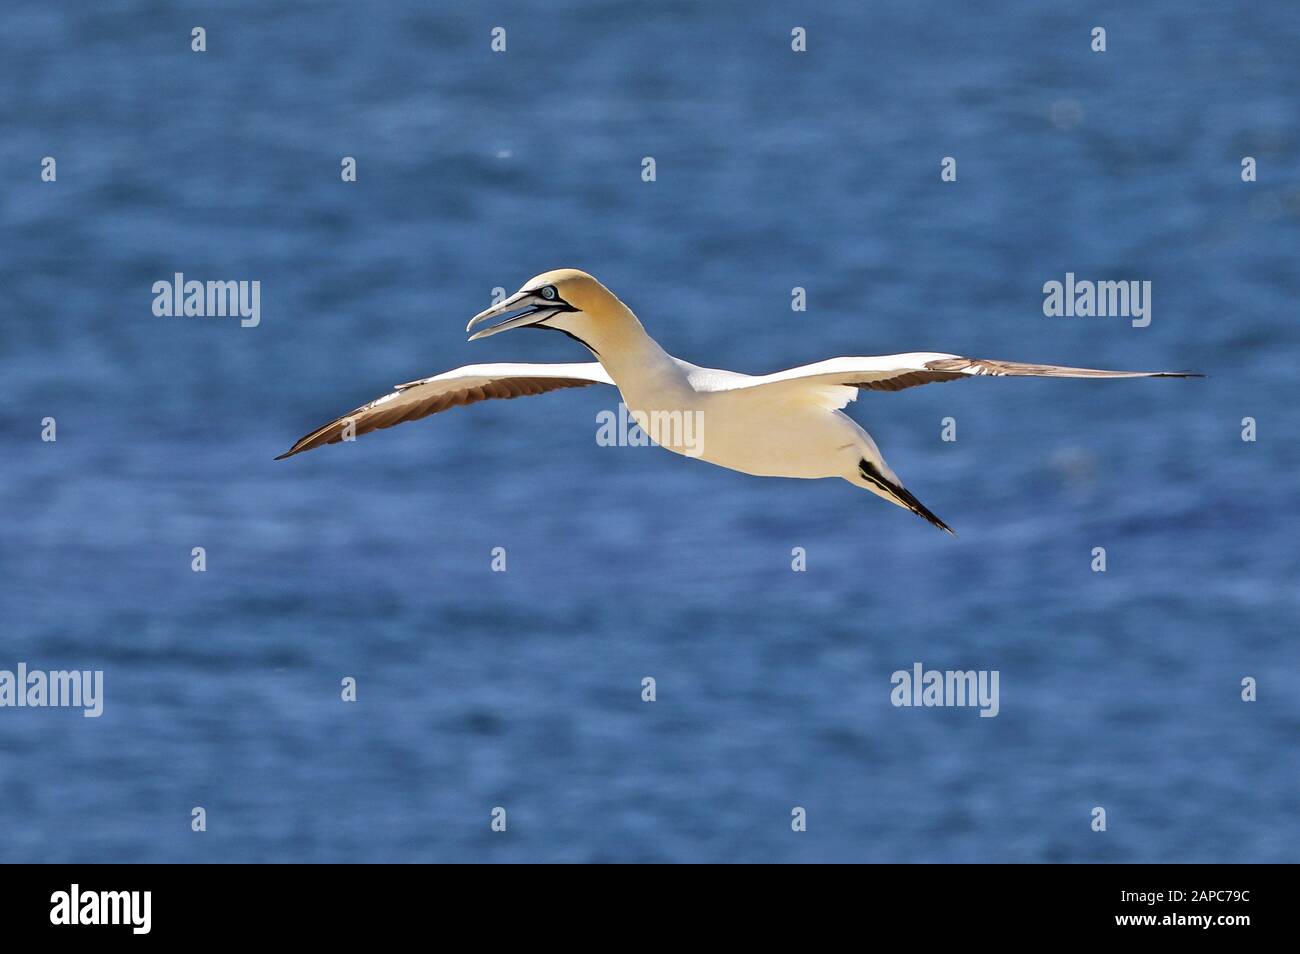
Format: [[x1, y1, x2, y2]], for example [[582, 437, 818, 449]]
[[1, 1, 1297, 862]]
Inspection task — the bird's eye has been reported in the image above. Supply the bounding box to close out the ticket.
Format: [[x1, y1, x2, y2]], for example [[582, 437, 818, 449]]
[[539, 285, 558, 301]]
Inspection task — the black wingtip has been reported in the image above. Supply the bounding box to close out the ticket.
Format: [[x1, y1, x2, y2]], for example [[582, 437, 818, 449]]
[[894, 484, 954, 533], [859, 460, 954, 535], [917, 507, 956, 535]]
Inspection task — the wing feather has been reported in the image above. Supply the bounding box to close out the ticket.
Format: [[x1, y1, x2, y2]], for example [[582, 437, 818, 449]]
[[717, 353, 1200, 399], [276, 362, 613, 459]]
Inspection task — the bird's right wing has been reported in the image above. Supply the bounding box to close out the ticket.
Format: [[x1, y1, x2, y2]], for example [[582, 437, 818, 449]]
[[276, 362, 613, 459], [705, 353, 1201, 408]]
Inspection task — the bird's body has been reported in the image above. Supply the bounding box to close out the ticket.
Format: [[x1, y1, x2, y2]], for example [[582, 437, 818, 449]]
[[622, 355, 880, 481], [279, 269, 1200, 532]]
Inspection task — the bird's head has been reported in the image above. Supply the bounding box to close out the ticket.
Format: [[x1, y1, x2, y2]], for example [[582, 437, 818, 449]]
[[465, 269, 634, 355]]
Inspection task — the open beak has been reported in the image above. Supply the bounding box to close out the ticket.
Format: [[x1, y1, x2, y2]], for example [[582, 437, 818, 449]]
[[465, 291, 561, 341]]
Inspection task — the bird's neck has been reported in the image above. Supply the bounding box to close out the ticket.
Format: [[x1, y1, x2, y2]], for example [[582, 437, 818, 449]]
[[591, 309, 680, 387]]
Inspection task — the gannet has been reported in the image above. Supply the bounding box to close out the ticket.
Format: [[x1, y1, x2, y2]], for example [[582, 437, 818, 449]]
[[277, 269, 1200, 532]]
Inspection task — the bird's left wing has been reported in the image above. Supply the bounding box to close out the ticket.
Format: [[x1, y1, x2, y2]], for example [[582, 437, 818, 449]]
[[276, 362, 613, 459], [708, 353, 1200, 407]]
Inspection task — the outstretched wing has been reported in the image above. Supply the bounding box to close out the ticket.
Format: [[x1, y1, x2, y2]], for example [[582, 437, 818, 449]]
[[276, 362, 614, 459], [707, 353, 1201, 407]]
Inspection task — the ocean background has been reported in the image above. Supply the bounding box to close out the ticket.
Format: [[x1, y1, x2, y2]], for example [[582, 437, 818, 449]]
[[1, 1, 1297, 863]]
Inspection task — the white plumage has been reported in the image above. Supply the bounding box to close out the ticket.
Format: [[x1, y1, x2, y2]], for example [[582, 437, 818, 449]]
[[279, 269, 1199, 533]]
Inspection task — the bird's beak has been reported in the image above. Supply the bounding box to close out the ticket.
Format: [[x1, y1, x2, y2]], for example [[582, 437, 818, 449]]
[[465, 291, 561, 341]]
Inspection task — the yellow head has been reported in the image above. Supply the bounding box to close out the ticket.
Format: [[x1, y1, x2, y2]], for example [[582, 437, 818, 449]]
[[465, 269, 638, 356]]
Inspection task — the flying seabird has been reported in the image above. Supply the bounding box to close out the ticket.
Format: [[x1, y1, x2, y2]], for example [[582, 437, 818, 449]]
[[277, 269, 1200, 532]]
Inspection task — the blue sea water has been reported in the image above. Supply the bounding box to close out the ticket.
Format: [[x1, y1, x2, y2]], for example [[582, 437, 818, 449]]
[[1, 1, 1298, 863]]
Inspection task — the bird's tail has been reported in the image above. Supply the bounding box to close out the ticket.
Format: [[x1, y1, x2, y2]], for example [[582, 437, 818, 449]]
[[858, 460, 954, 534]]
